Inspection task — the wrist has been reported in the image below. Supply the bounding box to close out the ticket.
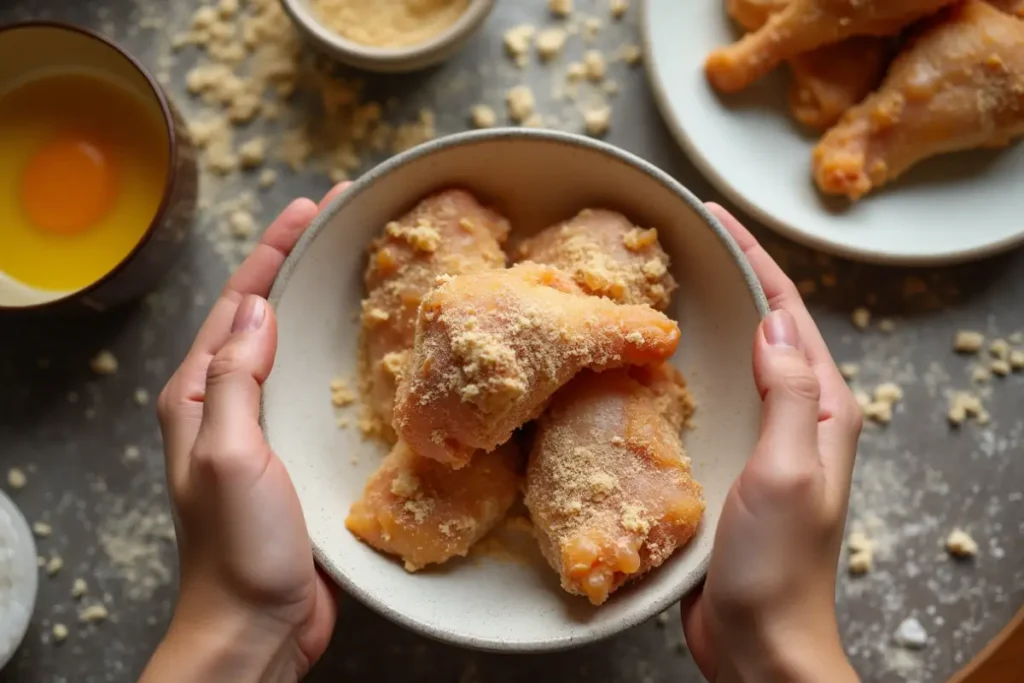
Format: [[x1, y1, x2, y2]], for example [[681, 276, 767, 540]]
[[142, 592, 304, 683]]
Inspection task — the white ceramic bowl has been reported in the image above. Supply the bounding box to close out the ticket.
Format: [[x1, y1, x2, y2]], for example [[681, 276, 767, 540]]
[[263, 129, 768, 652], [280, 0, 495, 73], [0, 490, 38, 669], [643, 0, 1024, 265]]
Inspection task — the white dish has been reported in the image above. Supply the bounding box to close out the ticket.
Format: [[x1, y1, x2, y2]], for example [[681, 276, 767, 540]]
[[642, 0, 1024, 266], [0, 490, 38, 670], [263, 129, 767, 652]]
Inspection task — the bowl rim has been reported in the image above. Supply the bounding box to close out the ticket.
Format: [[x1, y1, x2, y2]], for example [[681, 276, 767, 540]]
[[0, 20, 183, 312], [263, 127, 770, 653], [0, 488, 38, 669], [639, 0, 1024, 267], [280, 0, 496, 67]]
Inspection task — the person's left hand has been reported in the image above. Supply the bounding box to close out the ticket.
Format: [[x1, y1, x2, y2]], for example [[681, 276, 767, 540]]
[[142, 183, 349, 683]]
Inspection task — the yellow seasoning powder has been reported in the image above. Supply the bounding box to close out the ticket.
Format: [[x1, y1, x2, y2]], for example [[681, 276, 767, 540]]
[[312, 0, 471, 48]]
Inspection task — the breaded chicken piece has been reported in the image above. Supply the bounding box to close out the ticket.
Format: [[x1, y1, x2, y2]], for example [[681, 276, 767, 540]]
[[515, 209, 677, 310], [359, 189, 510, 440], [813, 0, 1024, 200], [706, 0, 956, 93], [346, 440, 521, 571], [525, 369, 705, 605], [393, 262, 681, 468], [726, 0, 895, 129], [990, 0, 1024, 17]]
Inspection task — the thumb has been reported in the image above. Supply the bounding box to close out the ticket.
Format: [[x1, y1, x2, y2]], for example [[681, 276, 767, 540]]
[[751, 310, 821, 473], [191, 295, 278, 482]]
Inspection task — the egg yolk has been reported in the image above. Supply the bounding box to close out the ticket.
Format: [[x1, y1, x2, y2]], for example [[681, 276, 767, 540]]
[[20, 135, 117, 235]]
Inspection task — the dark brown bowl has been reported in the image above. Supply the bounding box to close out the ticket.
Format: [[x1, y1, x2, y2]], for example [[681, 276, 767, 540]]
[[0, 22, 197, 314]]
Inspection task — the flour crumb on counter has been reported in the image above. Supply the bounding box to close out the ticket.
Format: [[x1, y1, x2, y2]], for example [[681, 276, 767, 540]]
[[971, 365, 991, 383], [583, 50, 606, 81], [851, 307, 871, 331], [7, 468, 27, 490], [469, 104, 497, 129], [583, 105, 611, 136], [1010, 349, 1024, 370], [536, 28, 567, 61], [878, 318, 896, 333], [839, 363, 859, 380], [124, 445, 141, 461], [71, 578, 88, 599], [947, 391, 988, 426], [228, 210, 256, 239], [945, 528, 978, 558], [618, 43, 643, 65], [133, 388, 150, 406], [953, 330, 984, 353], [32, 522, 52, 538], [991, 359, 1011, 377], [506, 85, 536, 123], [610, 0, 629, 19], [504, 25, 535, 66], [46, 554, 64, 576], [79, 604, 109, 624], [51, 623, 68, 644], [549, 0, 573, 17], [258, 168, 278, 189], [847, 530, 875, 575], [90, 350, 119, 375]]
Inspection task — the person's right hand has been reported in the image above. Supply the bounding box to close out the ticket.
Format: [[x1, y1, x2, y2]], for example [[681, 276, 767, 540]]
[[681, 205, 863, 683]]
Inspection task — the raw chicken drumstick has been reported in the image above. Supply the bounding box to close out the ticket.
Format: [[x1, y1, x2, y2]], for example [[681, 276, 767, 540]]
[[706, 0, 957, 93], [359, 189, 509, 440], [814, 0, 1024, 200], [524, 368, 704, 605], [392, 261, 681, 468], [346, 439, 521, 571]]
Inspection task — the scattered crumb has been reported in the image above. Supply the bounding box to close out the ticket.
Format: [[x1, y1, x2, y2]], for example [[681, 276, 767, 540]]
[[79, 604, 109, 624], [32, 522, 52, 538], [52, 623, 68, 643], [258, 168, 278, 189], [124, 445, 141, 461], [90, 350, 119, 375], [991, 359, 1011, 377], [566, 61, 586, 81], [46, 554, 64, 576], [549, 0, 573, 17], [954, 330, 984, 353], [583, 50, 606, 81], [469, 104, 497, 129], [582, 17, 602, 41], [504, 24, 535, 66], [228, 210, 256, 239], [610, 0, 629, 19], [945, 528, 978, 558], [839, 363, 859, 380], [971, 365, 991, 383], [864, 400, 893, 424], [71, 578, 88, 599], [583, 105, 611, 136], [330, 377, 356, 407], [947, 391, 987, 426], [238, 136, 266, 168], [894, 617, 928, 650], [874, 383, 903, 404], [989, 338, 1010, 360], [536, 28, 567, 61], [506, 85, 536, 123], [878, 318, 896, 333], [619, 43, 642, 65], [851, 307, 871, 330], [7, 468, 26, 490], [133, 388, 150, 406], [1010, 349, 1024, 370], [847, 530, 875, 575]]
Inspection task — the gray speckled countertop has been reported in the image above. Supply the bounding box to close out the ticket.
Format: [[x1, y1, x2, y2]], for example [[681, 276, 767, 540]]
[[1, 1, 1022, 682]]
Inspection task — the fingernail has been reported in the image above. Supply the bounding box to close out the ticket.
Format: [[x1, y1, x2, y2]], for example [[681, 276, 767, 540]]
[[232, 295, 266, 333], [764, 310, 800, 349]]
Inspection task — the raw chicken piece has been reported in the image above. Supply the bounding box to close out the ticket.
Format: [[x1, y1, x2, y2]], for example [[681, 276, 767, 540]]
[[346, 440, 521, 571], [359, 189, 510, 440], [393, 262, 681, 467], [706, 0, 956, 92], [525, 368, 704, 605], [516, 209, 676, 310], [813, 0, 1024, 200]]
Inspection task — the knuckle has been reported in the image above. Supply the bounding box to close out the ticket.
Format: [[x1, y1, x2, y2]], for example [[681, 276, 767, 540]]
[[777, 366, 821, 402], [206, 345, 247, 385], [191, 440, 250, 479], [157, 381, 181, 422]]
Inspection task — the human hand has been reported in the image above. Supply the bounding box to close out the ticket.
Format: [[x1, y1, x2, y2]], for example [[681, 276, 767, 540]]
[[680, 205, 863, 683], [142, 183, 350, 683]]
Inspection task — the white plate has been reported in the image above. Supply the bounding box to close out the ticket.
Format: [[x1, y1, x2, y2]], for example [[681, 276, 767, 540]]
[[642, 0, 1024, 265]]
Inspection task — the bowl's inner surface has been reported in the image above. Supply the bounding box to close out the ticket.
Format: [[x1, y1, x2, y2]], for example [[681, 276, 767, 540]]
[[263, 134, 763, 650]]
